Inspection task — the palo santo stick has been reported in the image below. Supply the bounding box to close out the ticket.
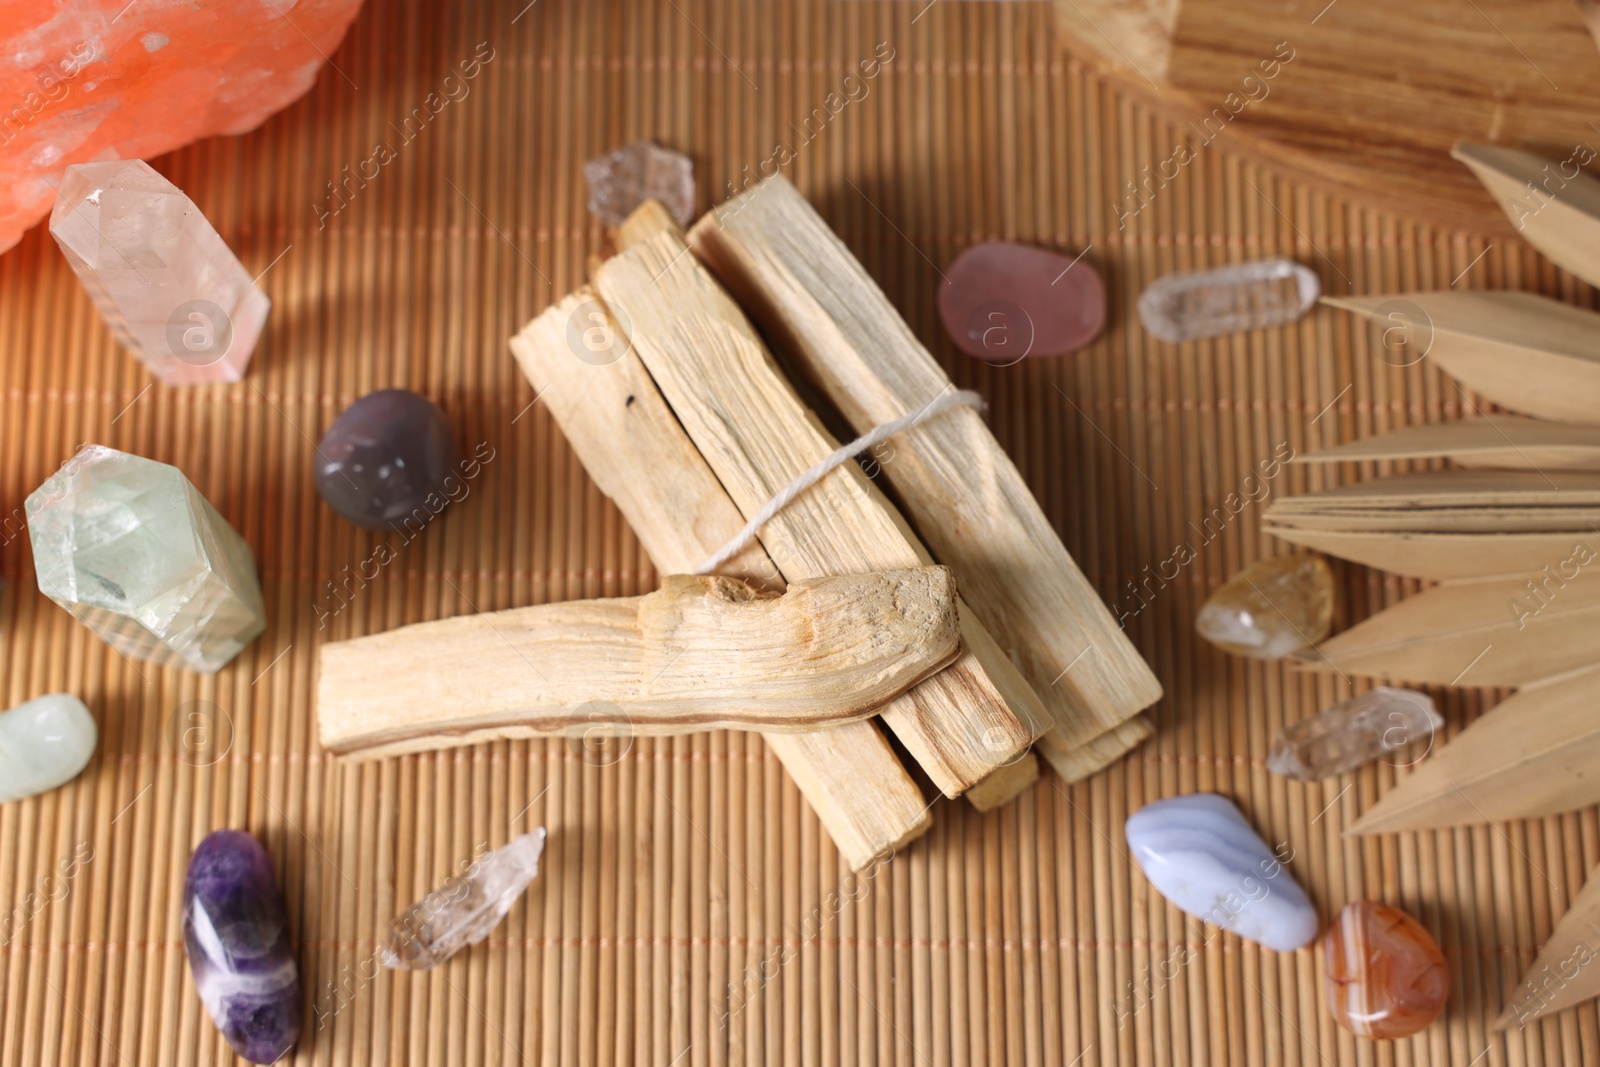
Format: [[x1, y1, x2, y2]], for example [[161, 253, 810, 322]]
[[963, 751, 1041, 812], [596, 226, 1049, 796], [1494, 861, 1600, 1030], [1454, 141, 1600, 291], [1265, 526, 1600, 581], [1324, 290, 1600, 425], [319, 567, 961, 758], [511, 288, 932, 869], [629, 199, 1058, 813], [1036, 716, 1155, 784], [1293, 416, 1600, 471], [689, 175, 1162, 755], [1292, 572, 1600, 687], [1349, 667, 1600, 834]]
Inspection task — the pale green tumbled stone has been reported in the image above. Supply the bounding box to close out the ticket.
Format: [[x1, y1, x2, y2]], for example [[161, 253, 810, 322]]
[[26, 446, 266, 673], [0, 694, 97, 803]]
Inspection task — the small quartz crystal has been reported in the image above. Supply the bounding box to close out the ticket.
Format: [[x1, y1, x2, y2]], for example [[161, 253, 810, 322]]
[[1269, 687, 1443, 781], [583, 141, 695, 227], [938, 241, 1106, 362], [49, 160, 270, 384], [1325, 901, 1449, 1038], [1139, 259, 1319, 343], [183, 830, 301, 1064], [1196, 554, 1333, 660], [0, 694, 97, 803], [315, 389, 461, 530], [384, 828, 548, 970], [26, 445, 267, 673]]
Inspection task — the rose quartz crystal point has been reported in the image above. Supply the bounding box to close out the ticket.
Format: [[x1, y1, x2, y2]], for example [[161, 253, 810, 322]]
[[50, 160, 268, 384], [938, 241, 1106, 363], [1325, 901, 1449, 1039], [584, 141, 695, 227], [0, 0, 365, 254]]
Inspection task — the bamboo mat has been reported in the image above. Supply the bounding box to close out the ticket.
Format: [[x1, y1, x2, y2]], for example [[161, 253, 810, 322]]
[[0, 0, 1593, 1063]]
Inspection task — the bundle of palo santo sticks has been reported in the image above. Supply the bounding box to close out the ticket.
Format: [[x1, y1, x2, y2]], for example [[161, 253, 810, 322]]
[[315, 177, 1162, 871], [1281, 142, 1600, 1027]]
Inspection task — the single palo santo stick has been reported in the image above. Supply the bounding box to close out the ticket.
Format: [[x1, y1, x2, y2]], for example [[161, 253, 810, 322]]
[[1454, 141, 1600, 290], [1324, 290, 1600, 425], [512, 286, 933, 868], [319, 567, 961, 759], [963, 751, 1040, 812], [596, 225, 1050, 797], [1293, 416, 1600, 471], [1494, 860, 1600, 1030], [688, 175, 1160, 769], [1036, 716, 1155, 784], [1265, 526, 1600, 581], [1350, 667, 1600, 835], [1292, 572, 1600, 687]]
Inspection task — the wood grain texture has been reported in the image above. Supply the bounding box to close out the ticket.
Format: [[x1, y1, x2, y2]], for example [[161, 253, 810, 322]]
[[1323, 292, 1600, 425], [596, 227, 1049, 796], [689, 176, 1161, 750], [509, 287, 932, 870], [1350, 668, 1600, 835], [318, 567, 962, 757], [1051, 1, 1600, 233]]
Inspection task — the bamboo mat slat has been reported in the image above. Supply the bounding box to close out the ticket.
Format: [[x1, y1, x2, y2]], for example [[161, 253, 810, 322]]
[[0, 0, 1594, 1063]]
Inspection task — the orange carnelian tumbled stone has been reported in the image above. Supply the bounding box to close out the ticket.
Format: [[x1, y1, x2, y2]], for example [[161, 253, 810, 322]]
[[1324, 901, 1449, 1038]]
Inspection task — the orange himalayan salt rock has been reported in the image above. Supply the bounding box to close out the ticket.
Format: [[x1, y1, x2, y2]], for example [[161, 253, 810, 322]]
[[1324, 901, 1449, 1039], [0, 0, 365, 253]]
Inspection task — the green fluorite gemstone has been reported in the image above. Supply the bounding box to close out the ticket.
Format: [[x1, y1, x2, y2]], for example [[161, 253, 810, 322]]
[[0, 694, 97, 803], [26, 446, 266, 673]]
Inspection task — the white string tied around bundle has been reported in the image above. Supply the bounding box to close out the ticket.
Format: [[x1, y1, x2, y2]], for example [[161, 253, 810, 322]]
[[693, 389, 985, 575]]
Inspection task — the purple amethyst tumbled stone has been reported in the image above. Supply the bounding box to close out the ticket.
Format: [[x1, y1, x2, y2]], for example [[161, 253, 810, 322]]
[[182, 829, 301, 1064], [314, 388, 461, 531]]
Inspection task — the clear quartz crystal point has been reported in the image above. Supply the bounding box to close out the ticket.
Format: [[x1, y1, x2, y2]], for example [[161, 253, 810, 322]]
[[1138, 259, 1319, 343], [25, 445, 267, 673], [49, 159, 269, 385], [383, 828, 548, 970], [1268, 686, 1444, 781]]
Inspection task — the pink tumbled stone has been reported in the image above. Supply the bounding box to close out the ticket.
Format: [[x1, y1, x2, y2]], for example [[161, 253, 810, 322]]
[[938, 241, 1106, 363]]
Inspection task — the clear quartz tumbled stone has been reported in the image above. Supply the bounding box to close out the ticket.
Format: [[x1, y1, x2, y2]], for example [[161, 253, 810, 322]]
[[1138, 259, 1319, 343], [583, 141, 695, 227], [0, 694, 97, 803], [49, 159, 269, 385], [1268, 687, 1444, 781], [1195, 554, 1334, 660], [26, 445, 267, 673]]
